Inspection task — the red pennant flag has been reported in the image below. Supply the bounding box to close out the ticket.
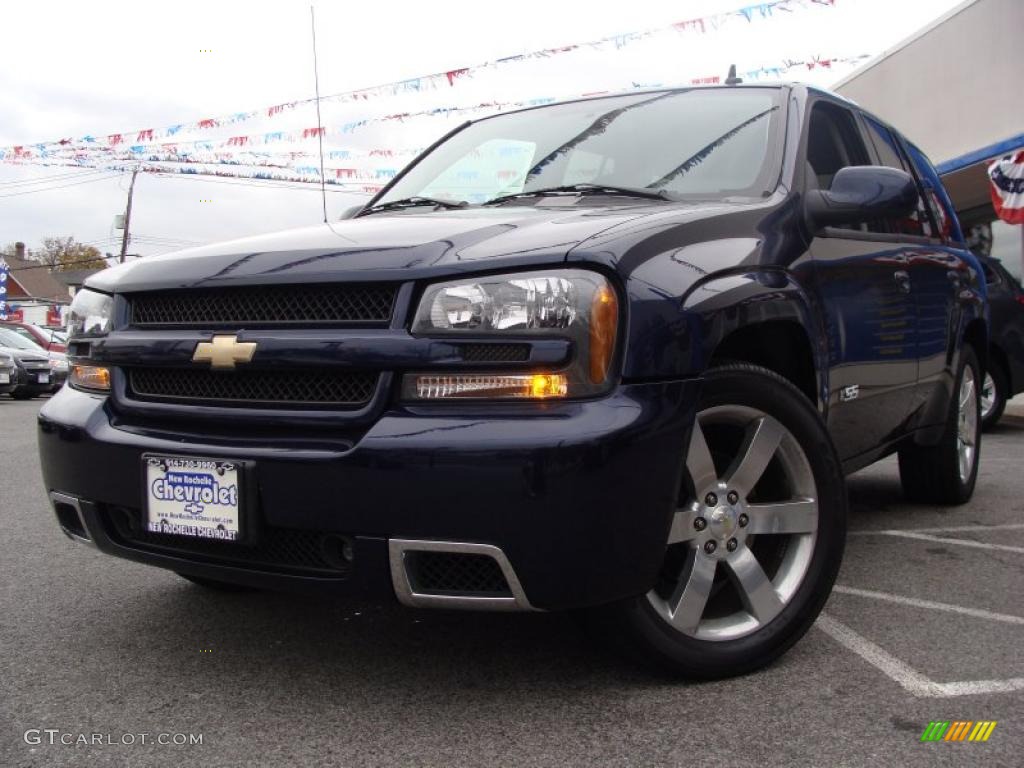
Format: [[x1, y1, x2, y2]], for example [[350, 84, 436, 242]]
[[445, 68, 469, 86]]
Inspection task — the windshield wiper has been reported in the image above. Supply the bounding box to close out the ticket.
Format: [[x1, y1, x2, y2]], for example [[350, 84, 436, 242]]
[[360, 196, 469, 215], [483, 183, 671, 206]]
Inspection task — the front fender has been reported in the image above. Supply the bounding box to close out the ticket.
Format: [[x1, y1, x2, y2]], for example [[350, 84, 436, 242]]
[[621, 264, 824, 388]]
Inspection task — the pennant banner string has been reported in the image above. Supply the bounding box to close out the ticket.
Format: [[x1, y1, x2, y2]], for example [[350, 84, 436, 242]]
[[2, 0, 840, 155], [1, 53, 869, 166]]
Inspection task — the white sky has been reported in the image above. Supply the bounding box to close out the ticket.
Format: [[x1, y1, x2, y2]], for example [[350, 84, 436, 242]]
[[0, 0, 965, 258]]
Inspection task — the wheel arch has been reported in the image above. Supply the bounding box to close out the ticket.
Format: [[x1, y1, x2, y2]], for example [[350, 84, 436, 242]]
[[962, 317, 988, 376], [678, 270, 826, 411]]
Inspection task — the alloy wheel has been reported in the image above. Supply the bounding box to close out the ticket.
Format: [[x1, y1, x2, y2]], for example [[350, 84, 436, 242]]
[[980, 372, 996, 422], [957, 367, 979, 483], [647, 405, 818, 641]]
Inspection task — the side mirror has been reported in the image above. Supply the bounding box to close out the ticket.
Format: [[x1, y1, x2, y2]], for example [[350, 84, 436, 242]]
[[338, 204, 365, 220], [806, 165, 918, 229]]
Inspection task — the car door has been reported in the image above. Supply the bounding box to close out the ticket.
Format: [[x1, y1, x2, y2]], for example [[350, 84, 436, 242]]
[[803, 100, 919, 461], [888, 135, 971, 426]]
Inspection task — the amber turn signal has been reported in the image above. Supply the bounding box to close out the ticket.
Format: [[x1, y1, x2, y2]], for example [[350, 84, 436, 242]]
[[70, 364, 111, 392], [589, 283, 618, 384], [406, 373, 568, 400]]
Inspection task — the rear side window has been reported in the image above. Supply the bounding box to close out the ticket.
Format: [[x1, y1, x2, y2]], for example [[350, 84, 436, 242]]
[[902, 141, 961, 243]]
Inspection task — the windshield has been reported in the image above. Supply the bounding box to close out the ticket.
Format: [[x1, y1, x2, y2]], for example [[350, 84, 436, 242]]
[[0, 327, 44, 351], [32, 324, 66, 343], [375, 88, 783, 207]]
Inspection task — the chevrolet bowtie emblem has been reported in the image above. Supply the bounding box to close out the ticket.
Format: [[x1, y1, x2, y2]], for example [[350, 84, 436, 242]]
[[192, 335, 257, 370]]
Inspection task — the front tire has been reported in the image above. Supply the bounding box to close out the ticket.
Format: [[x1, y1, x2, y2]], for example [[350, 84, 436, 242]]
[[898, 347, 981, 505], [593, 364, 847, 679]]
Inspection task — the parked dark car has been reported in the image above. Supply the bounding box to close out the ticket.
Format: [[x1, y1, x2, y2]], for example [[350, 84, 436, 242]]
[[1, 321, 68, 353], [0, 327, 68, 397], [975, 254, 1024, 428], [38, 84, 985, 679], [0, 350, 16, 395]]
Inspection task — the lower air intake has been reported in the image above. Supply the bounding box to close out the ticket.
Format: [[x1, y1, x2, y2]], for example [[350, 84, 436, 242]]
[[406, 551, 512, 596], [388, 539, 536, 611]]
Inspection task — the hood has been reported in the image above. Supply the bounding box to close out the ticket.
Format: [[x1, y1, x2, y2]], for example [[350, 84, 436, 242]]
[[87, 204, 666, 294], [0, 346, 49, 363]]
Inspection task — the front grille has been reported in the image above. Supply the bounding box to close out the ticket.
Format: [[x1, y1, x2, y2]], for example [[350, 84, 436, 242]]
[[102, 505, 352, 577], [128, 368, 378, 408], [456, 343, 530, 363], [129, 284, 397, 327], [406, 551, 512, 595]]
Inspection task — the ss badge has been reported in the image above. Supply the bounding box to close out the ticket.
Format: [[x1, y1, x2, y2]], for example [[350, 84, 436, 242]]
[[839, 384, 860, 403]]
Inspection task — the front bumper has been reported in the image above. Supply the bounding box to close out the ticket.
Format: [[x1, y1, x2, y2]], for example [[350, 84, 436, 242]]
[[13, 366, 56, 394], [38, 380, 698, 611]]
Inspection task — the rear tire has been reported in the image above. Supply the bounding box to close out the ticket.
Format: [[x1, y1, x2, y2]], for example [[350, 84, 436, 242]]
[[898, 347, 981, 505], [591, 363, 846, 679], [980, 361, 1008, 430], [177, 573, 261, 592]]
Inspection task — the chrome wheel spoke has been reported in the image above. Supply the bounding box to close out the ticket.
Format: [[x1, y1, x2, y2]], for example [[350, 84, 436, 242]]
[[959, 378, 975, 410], [665, 551, 718, 634], [725, 415, 784, 496], [667, 508, 699, 544], [686, 420, 718, 495], [980, 373, 995, 417], [724, 546, 784, 624], [745, 499, 818, 535]]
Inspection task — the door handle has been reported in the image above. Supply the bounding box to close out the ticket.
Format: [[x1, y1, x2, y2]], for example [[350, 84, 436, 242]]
[[894, 270, 911, 294]]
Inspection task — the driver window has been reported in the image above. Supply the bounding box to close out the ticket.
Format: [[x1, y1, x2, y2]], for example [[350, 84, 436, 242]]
[[805, 102, 881, 234]]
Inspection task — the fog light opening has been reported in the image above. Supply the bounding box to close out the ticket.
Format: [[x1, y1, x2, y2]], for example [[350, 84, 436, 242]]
[[407, 373, 568, 400]]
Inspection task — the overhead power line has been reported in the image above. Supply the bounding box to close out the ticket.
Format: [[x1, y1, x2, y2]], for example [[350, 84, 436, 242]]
[[0, 167, 114, 187], [0, 172, 121, 198]]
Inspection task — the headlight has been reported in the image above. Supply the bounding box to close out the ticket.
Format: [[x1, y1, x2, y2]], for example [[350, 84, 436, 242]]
[[67, 289, 114, 338], [406, 269, 619, 400], [67, 289, 113, 392], [49, 358, 69, 371]]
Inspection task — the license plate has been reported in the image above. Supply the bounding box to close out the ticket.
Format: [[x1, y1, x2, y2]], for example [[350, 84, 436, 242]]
[[37, 373, 50, 384], [0, 373, 8, 384], [145, 456, 242, 541]]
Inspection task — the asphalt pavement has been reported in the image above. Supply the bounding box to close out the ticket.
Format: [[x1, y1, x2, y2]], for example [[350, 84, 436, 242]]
[[1, 395, 1022, 768]]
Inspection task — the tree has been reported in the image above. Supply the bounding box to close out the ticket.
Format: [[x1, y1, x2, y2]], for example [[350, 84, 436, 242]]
[[31, 236, 107, 272]]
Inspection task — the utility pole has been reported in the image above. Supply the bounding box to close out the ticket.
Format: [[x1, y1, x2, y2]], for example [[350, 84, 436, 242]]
[[119, 169, 139, 263]]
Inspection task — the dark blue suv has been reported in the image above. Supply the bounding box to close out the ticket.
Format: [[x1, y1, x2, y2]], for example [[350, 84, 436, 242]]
[[39, 84, 986, 678]]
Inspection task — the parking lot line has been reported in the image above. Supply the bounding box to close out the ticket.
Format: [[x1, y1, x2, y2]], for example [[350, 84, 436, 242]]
[[868, 530, 1024, 554], [816, 614, 1024, 698], [849, 523, 1024, 535], [833, 585, 1024, 625], [815, 613, 943, 697]]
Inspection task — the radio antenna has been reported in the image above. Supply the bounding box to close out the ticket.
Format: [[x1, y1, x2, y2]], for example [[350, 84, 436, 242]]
[[310, 5, 328, 222]]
